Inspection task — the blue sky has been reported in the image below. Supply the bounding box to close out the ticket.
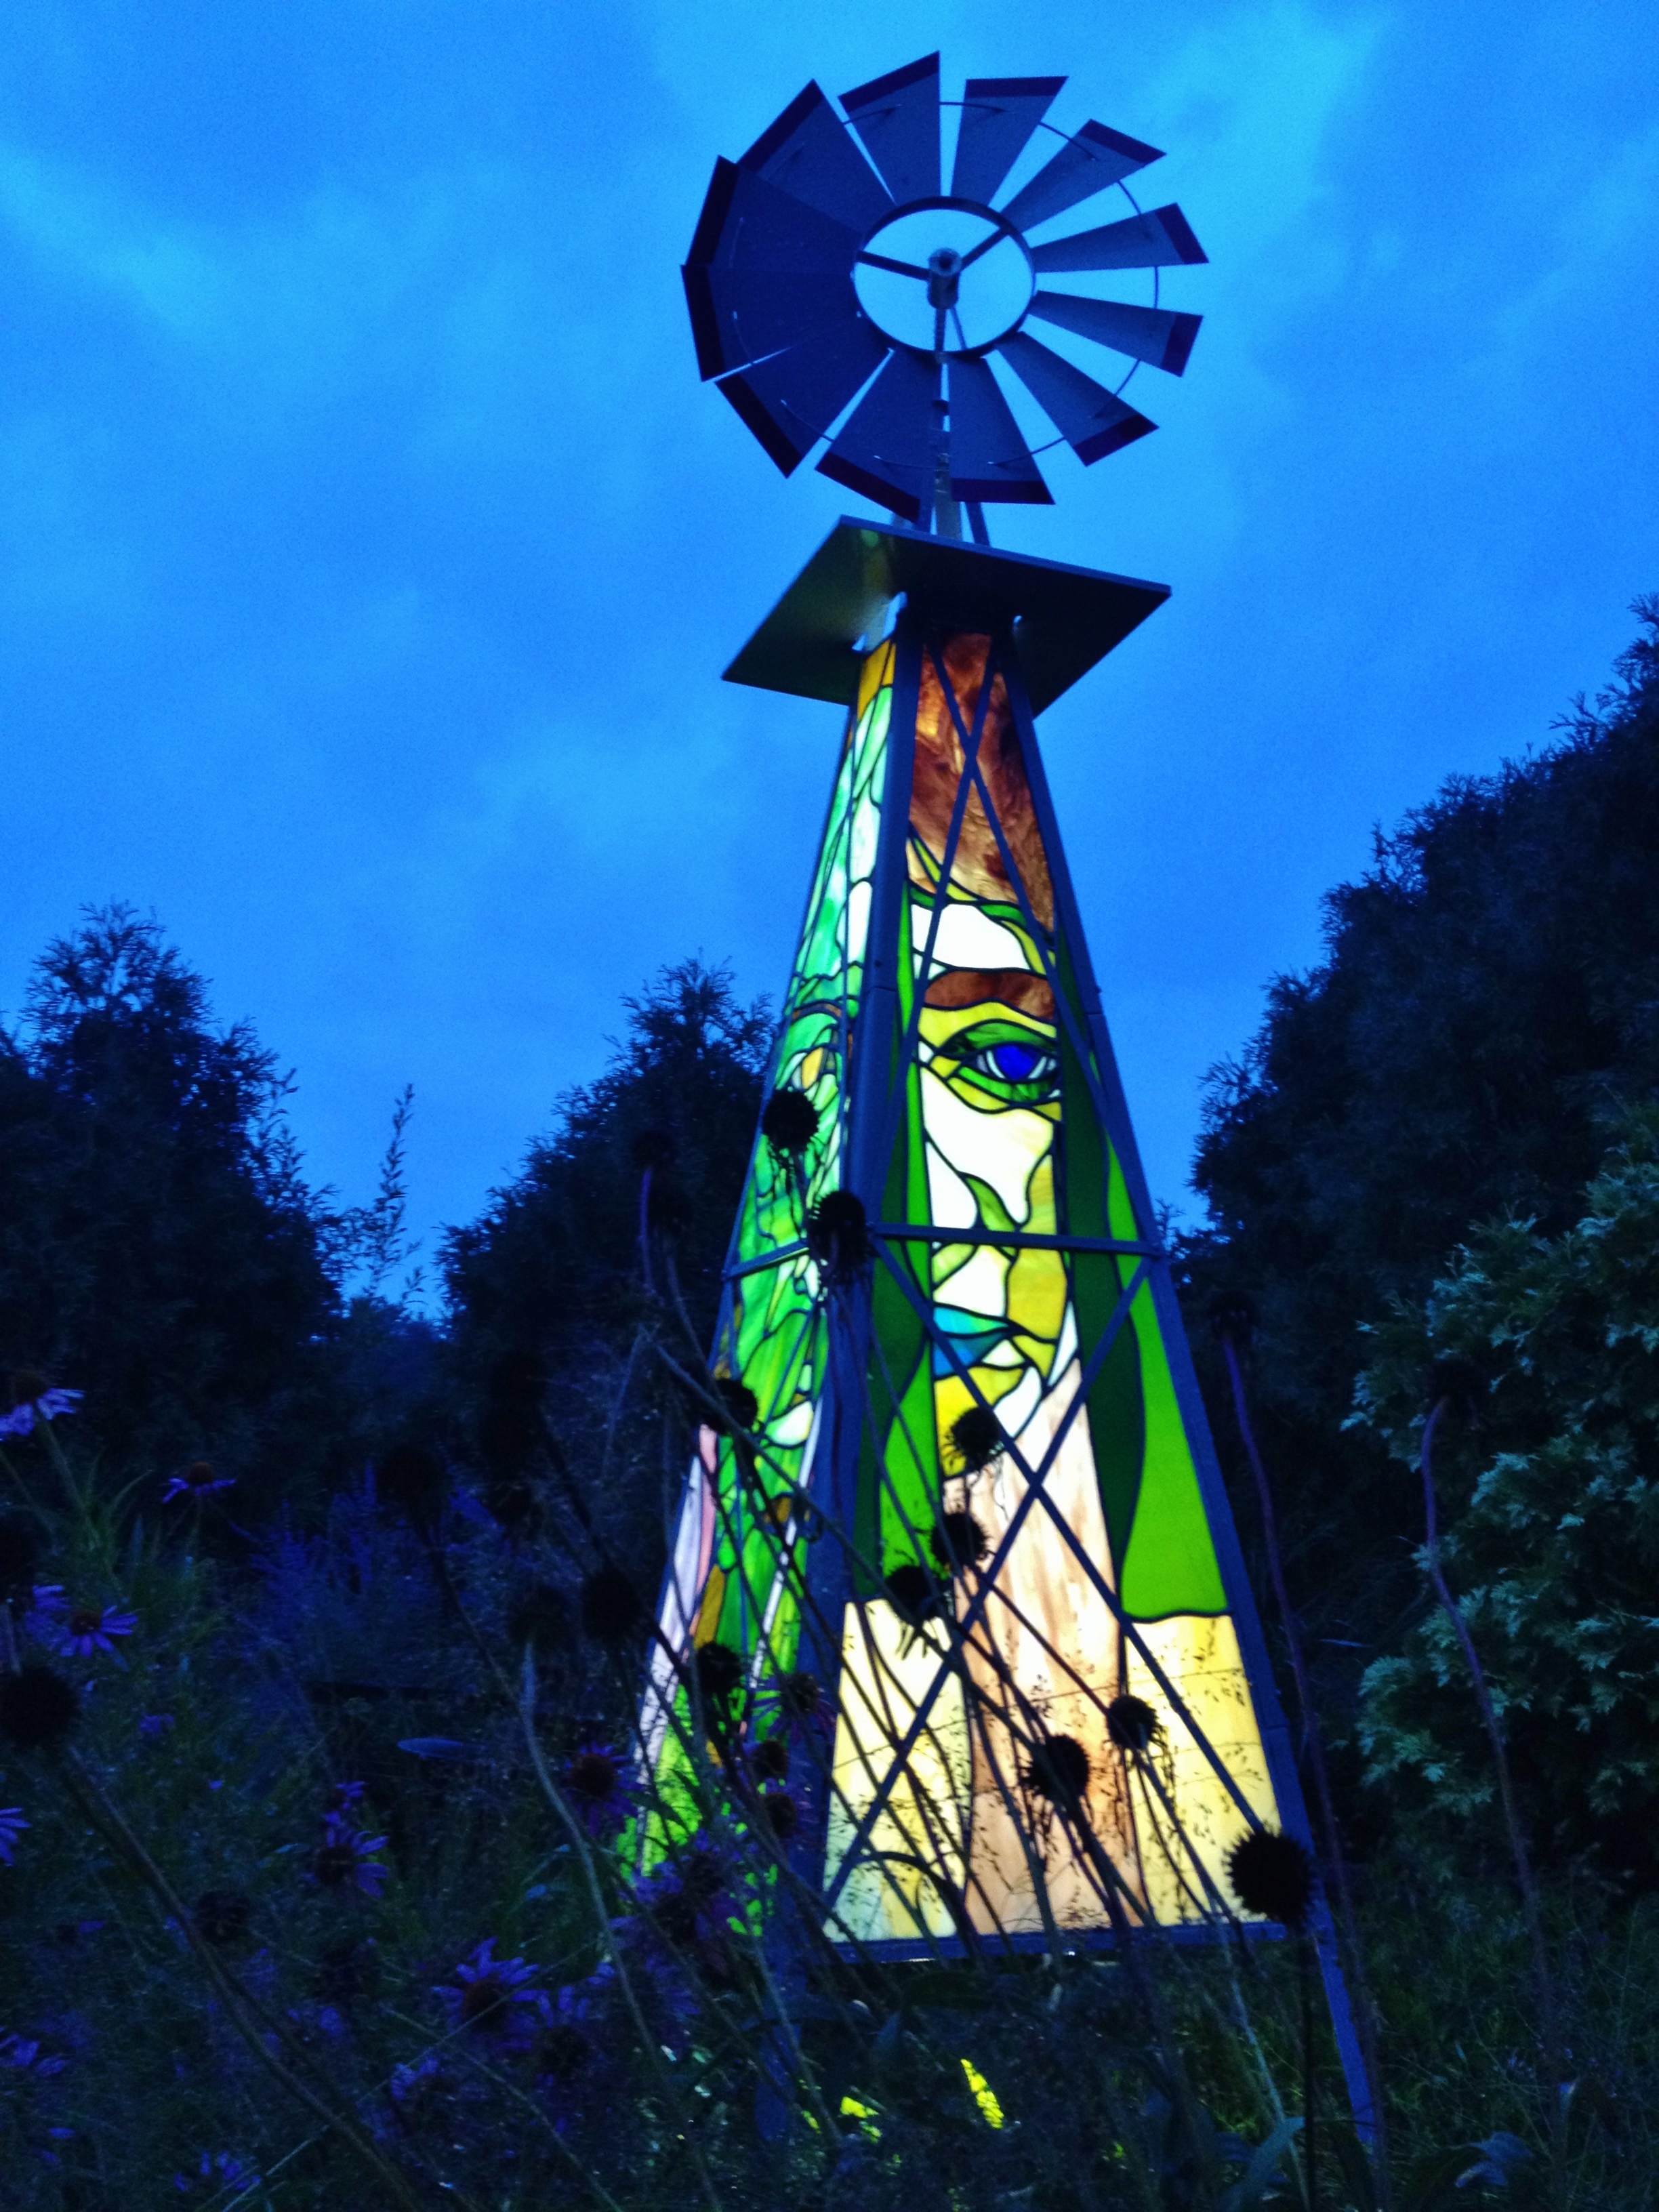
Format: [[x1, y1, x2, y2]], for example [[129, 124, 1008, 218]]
[[3, 0, 1655, 1285]]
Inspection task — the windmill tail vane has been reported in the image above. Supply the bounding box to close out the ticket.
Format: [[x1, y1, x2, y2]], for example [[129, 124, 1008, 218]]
[[682, 52, 1207, 539], [640, 52, 1376, 2148]]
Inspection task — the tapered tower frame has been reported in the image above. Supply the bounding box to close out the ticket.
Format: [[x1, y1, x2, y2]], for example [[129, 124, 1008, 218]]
[[637, 518, 1374, 2139]]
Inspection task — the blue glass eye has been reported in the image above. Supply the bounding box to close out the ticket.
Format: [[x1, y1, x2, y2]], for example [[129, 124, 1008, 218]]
[[991, 1041, 1044, 1082]]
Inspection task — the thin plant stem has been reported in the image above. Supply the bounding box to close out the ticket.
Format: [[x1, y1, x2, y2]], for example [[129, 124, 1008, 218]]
[[56, 1750, 435, 2212], [1421, 1398, 1562, 2155], [519, 1650, 729, 2212], [1222, 1330, 1389, 2187]]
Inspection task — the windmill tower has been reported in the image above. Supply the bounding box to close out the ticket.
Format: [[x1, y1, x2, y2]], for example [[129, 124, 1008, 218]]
[[640, 54, 1370, 2130]]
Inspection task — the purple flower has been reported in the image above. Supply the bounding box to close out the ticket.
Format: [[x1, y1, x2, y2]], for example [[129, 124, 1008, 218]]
[[751, 1666, 836, 1750], [525, 1965, 615, 2095], [173, 2150, 261, 2195], [310, 1816, 390, 1897], [18, 1586, 66, 1641], [323, 1780, 366, 1816], [161, 1460, 237, 1504], [433, 1939, 541, 2039], [0, 1385, 82, 1439], [559, 1742, 640, 1840], [0, 1807, 28, 1865], [0, 2032, 68, 2076], [138, 1713, 176, 1742], [624, 1841, 741, 1988], [51, 1604, 138, 1659]]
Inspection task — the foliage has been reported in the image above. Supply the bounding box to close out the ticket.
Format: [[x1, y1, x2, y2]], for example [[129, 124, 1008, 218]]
[[1181, 597, 1659, 1803], [1351, 1104, 1659, 1886], [438, 958, 769, 1577]]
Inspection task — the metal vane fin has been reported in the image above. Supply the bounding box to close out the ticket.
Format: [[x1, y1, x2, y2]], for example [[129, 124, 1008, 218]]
[[740, 79, 893, 228], [817, 347, 940, 521], [996, 330, 1158, 462], [719, 323, 891, 475], [999, 120, 1162, 232], [840, 52, 941, 205], [1027, 292, 1202, 375], [946, 356, 1052, 505], [1030, 203, 1206, 274], [949, 75, 1065, 204]]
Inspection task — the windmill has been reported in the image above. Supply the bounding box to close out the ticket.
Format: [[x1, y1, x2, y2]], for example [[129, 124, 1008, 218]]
[[643, 54, 1371, 2137]]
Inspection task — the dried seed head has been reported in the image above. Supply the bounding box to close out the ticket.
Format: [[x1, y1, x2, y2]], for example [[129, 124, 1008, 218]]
[[948, 1404, 1003, 1475], [762, 1088, 819, 1159], [1026, 1734, 1090, 1806], [1227, 1827, 1315, 1929], [1106, 1694, 1160, 1754]]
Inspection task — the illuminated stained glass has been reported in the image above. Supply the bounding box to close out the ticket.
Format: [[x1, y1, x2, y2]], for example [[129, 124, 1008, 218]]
[[640, 624, 1280, 1953]]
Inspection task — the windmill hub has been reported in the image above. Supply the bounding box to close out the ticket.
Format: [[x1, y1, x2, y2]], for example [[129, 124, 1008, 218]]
[[854, 204, 1034, 356]]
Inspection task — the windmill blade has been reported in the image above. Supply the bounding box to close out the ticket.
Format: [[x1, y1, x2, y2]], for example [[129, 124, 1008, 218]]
[[817, 347, 939, 521], [686, 268, 874, 382], [740, 80, 893, 229], [1027, 292, 1202, 375], [840, 53, 941, 204], [949, 75, 1065, 204], [1000, 120, 1162, 232], [1031, 203, 1206, 274], [996, 331, 1156, 462], [689, 161, 871, 276], [946, 356, 1052, 505], [718, 323, 891, 476]]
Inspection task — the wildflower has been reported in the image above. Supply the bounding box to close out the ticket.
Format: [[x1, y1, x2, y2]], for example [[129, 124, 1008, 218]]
[[1105, 1694, 1160, 1754], [579, 1565, 643, 1643], [388, 2047, 460, 2122], [18, 1585, 68, 1641], [138, 1713, 176, 1742], [807, 1189, 873, 1288], [0, 1666, 78, 1750], [0, 1376, 82, 1439], [629, 1841, 739, 1984], [1024, 1734, 1091, 1809], [526, 1965, 614, 2095], [752, 1667, 835, 1750], [51, 1603, 138, 1659], [930, 1510, 989, 1574], [310, 1816, 390, 1897], [0, 1806, 28, 1864], [762, 1086, 819, 1158], [948, 1403, 1004, 1475], [433, 1939, 541, 2038], [161, 1461, 235, 1504], [560, 1742, 639, 1840], [323, 1780, 366, 1816], [191, 1891, 253, 1945], [0, 2031, 68, 2076], [173, 2151, 261, 2196], [1227, 1827, 1315, 1931]]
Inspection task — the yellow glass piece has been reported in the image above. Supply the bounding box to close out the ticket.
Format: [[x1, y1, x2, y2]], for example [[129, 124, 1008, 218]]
[[1124, 1614, 1280, 1922], [825, 1598, 970, 1944]]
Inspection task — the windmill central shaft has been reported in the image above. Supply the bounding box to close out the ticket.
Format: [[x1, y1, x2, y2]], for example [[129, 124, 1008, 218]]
[[926, 247, 962, 310]]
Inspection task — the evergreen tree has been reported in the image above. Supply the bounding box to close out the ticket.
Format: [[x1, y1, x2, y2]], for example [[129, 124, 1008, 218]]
[[0, 905, 346, 1490]]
